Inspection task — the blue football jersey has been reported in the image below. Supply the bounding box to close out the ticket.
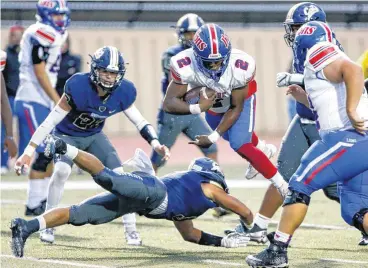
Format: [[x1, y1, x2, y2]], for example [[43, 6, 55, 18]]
[[56, 73, 137, 136], [146, 171, 221, 221], [161, 45, 186, 95]]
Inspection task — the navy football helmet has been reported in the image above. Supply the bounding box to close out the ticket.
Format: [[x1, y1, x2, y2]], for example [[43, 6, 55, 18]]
[[90, 46, 126, 93], [173, 13, 204, 48], [192, 23, 232, 82], [36, 0, 71, 34], [293, 21, 334, 73], [188, 157, 228, 192], [284, 2, 326, 47]]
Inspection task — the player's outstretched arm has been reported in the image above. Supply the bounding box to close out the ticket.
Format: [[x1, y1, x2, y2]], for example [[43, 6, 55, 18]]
[[174, 219, 249, 248], [202, 183, 253, 225], [1, 73, 17, 158], [124, 104, 170, 160], [14, 95, 71, 175]]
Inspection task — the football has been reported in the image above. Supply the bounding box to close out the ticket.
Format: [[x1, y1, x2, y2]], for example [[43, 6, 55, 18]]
[[183, 86, 216, 104]]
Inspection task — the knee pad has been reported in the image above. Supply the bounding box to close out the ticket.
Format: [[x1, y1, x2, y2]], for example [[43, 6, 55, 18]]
[[53, 162, 72, 183], [113, 167, 124, 175], [322, 187, 340, 203], [352, 208, 368, 236], [32, 153, 53, 172], [283, 190, 311, 207]]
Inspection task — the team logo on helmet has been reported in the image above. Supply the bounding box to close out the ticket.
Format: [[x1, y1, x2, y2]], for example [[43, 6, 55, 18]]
[[94, 48, 104, 59], [221, 34, 230, 49], [304, 5, 320, 20], [298, 26, 317, 36], [193, 33, 207, 51], [38, 0, 56, 8]]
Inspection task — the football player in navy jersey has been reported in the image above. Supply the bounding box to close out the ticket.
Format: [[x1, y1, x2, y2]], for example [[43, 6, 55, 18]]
[[14, 46, 170, 246], [11, 136, 252, 258]]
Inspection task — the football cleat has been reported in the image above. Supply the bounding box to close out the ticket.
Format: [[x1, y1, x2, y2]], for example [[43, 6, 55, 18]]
[[25, 199, 46, 216], [225, 223, 268, 244], [246, 240, 289, 268], [245, 143, 277, 180], [10, 218, 31, 258], [40, 228, 55, 244], [125, 231, 142, 246], [359, 233, 368, 246]]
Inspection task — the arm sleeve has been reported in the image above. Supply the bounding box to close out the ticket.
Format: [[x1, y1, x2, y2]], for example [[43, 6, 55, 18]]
[[123, 104, 149, 131], [30, 105, 69, 146]]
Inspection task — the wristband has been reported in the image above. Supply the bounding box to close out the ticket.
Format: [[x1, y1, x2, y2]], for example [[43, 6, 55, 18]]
[[24, 145, 36, 157], [208, 131, 220, 143], [189, 104, 201, 114], [5, 136, 14, 140]]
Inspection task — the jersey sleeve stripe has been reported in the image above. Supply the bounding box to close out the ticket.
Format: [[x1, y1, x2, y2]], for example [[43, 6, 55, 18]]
[[0, 60, 6, 71], [35, 30, 55, 43], [312, 51, 339, 68], [309, 46, 336, 67], [309, 45, 330, 59], [170, 67, 182, 83]]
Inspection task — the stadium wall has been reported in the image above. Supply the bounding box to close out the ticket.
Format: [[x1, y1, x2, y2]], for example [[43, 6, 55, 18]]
[[2, 28, 367, 136]]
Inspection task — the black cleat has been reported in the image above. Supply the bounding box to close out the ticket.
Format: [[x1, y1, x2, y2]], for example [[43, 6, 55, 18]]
[[10, 218, 30, 258], [44, 135, 67, 159], [359, 233, 368, 246], [246, 240, 289, 268], [25, 199, 46, 216]]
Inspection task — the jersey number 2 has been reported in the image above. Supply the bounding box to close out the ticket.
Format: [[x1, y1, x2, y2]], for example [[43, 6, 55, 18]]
[[177, 57, 191, 68], [73, 113, 104, 130], [235, 59, 248, 71]]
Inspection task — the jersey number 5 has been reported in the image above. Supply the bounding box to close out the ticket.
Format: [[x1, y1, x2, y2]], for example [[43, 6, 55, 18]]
[[73, 113, 104, 130], [235, 59, 248, 71], [177, 57, 191, 68]]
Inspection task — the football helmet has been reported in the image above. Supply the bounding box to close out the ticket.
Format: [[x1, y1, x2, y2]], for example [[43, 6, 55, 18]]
[[284, 2, 326, 47], [293, 21, 334, 73], [192, 23, 232, 82], [173, 13, 204, 48], [90, 46, 126, 93], [36, 0, 71, 34], [188, 157, 228, 192]]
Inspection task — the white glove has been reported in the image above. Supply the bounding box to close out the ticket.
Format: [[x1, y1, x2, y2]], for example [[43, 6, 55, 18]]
[[221, 232, 250, 248], [123, 148, 156, 176], [277, 72, 305, 87], [276, 72, 292, 87]]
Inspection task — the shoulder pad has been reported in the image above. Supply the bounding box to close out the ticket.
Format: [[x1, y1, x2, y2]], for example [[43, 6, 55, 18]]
[[306, 42, 343, 72], [169, 50, 194, 84], [0, 50, 7, 71], [64, 73, 88, 109], [118, 79, 137, 110], [29, 24, 57, 47], [194, 170, 229, 193], [231, 49, 256, 87]]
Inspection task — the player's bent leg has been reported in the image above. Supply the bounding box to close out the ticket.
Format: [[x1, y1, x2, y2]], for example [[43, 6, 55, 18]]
[[87, 132, 143, 246], [25, 153, 53, 216]]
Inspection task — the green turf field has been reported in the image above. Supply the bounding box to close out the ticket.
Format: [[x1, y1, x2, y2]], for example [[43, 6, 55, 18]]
[[1, 169, 367, 268]]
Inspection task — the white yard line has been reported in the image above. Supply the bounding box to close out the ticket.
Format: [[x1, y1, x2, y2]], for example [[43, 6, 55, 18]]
[[320, 258, 368, 265], [202, 259, 243, 266], [1, 254, 114, 268], [1, 179, 270, 190]]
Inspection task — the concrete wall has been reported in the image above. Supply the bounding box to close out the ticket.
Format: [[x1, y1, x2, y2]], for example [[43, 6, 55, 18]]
[[2, 27, 367, 136]]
